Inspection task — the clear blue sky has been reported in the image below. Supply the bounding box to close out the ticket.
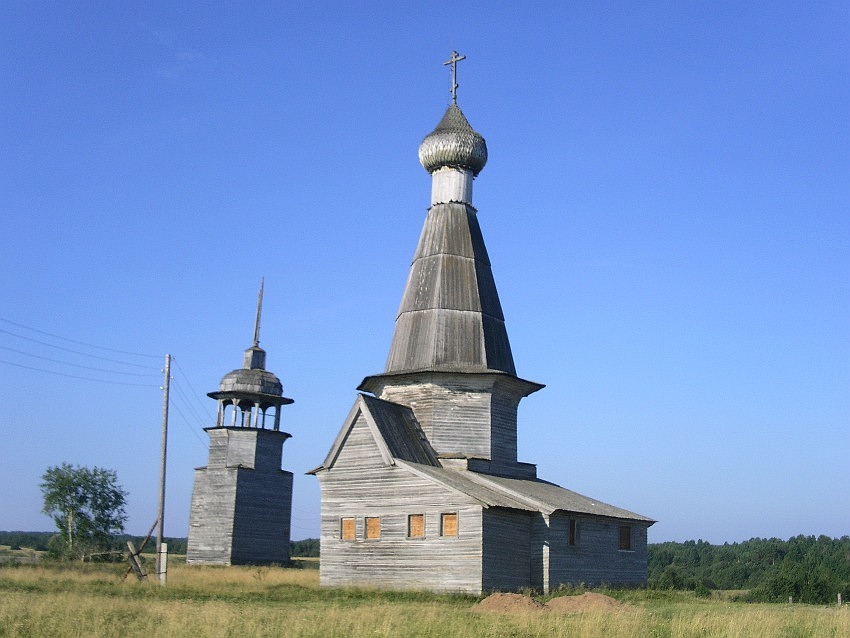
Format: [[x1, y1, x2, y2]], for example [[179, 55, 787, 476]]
[[1, 2, 847, 544]]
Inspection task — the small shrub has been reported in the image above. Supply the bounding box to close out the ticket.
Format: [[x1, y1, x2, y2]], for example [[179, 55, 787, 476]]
[[694, 581, 712, 598]]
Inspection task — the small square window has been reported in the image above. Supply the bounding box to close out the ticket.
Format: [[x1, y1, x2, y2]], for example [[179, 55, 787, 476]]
[[408, 514, 425, 538], [365, 516, 381, 540], [440, 512, 458, 537], [340, 517, 355, 541], [569, 518, 577, 546], [619, 525, 632, 550]]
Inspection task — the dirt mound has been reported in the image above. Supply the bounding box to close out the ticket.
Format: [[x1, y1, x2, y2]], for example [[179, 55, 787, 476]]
[[472, 592, 546, 613], [545, 592, 630, 613]]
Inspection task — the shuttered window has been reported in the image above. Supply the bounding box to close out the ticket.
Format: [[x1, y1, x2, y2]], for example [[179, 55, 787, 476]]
[[440, 512, 458, 537], [408, 514, 425, 538], [619, 525, 632, 550], [365, 516, 381, 540], [340, 517, 355, 541]]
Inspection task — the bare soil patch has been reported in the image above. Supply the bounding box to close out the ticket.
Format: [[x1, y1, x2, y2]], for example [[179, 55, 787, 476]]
[[472, 592, 546, 613], [545, 592, 631, 613]]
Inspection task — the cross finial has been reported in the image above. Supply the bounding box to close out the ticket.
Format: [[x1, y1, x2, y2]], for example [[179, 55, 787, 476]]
[[444, 50, 466, 104], [252, 277, 264, 347]]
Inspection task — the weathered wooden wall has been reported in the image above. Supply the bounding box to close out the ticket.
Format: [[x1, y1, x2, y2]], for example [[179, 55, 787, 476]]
[[186, 465, 237, 564], [547, 513, 649, 587], [374, 374, 533, 469], [319, 412, 485, 593], [481, 508, 532, 591], [186, 428, 292, 566]]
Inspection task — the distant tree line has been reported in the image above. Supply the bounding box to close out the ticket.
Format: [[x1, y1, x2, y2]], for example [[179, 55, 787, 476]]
[[0, 531, 53, 552], [290, 538, 319, 557], [1, 531, 319, 559], [649, 535, 850, 604]]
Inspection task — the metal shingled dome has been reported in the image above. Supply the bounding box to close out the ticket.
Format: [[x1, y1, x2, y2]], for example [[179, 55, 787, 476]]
[[418, 104, 487, 176]]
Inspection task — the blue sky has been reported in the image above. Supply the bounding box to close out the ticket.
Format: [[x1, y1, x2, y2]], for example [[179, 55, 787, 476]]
[[1, 2, 847, 544]]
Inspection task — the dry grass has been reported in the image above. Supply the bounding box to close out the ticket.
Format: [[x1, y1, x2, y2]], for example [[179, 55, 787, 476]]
[[0, 563, 847, 637]]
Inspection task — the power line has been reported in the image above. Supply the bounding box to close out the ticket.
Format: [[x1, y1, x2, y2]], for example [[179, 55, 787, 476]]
[[170, 373, 216, 431], [0, 345, 160, 377], [173, 360, 213, 419], [171, 381, 209, 428], [0, 316, 160, 358], [0, 328, 159, 370], [0, 359, 159, 387], [168, 397, 208, 448]]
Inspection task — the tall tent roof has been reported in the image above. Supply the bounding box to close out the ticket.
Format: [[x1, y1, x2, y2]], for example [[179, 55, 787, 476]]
[[384, 201, 516, 375]]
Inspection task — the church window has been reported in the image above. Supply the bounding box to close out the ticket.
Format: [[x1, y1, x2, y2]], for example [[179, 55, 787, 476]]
[[365, 516, 381, 540], [440, 512, 458, 537], [619, 525, 632, 550], [408, 514, 425, 538], [340, 517, 355, 541], [569, 518, 577, 546]]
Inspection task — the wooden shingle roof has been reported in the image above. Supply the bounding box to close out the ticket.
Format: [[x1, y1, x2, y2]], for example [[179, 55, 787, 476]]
[[384, 201, 516, 375]]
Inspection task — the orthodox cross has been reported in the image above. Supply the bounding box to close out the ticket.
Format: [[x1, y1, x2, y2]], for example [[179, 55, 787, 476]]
[[444, 50, 466, 104]]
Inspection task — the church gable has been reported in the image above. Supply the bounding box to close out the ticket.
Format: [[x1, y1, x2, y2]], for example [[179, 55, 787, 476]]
[[316, 394, 439, 473], [322, 401, 393, 471]]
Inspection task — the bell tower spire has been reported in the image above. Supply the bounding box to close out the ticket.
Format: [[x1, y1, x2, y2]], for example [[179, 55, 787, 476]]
[[253, 277, 264, 348], [244, 278, 267, 370]]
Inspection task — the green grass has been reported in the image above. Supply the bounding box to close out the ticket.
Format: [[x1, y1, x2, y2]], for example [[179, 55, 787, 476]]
[[0, 562, 847, 637]]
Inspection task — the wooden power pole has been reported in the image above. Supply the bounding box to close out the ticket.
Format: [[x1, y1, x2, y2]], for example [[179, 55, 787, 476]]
[[155, 353, 171, 585]]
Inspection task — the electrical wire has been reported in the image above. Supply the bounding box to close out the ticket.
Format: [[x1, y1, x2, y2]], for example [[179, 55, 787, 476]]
[[168, 396, 209, 447], [171, 363, 214, 426], [0, 358, 159, 387], [173, 360, 214, 419], [0, 328, 159, 370], [0, 316, 160, 358], [0, 345, 160, 377]]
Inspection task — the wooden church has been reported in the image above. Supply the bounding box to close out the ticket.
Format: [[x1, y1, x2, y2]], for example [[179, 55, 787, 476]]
[[310, 54, 654, 594], [186, 282, 295, 565]]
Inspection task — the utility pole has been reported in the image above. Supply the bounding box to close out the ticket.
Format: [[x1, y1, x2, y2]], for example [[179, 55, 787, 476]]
[[155, 353, 171, 585]]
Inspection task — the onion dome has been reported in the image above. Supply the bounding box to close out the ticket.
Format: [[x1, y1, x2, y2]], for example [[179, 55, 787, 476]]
[[418, 104, 488, 176]]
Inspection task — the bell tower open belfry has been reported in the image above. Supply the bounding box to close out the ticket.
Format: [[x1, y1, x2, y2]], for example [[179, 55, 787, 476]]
[[186, 280, 295, 565]]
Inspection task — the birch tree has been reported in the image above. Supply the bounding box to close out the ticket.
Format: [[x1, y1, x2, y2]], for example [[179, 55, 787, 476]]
[[40, 463, 127, 560]]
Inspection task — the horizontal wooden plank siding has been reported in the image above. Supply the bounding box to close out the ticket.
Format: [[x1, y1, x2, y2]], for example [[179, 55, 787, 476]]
[[187, 428, 293, 566], [481, 508, 533, 591], [330, 413, 386, 471], [489, 385, 519, 466], [231, 469, 292, 564], [319, 474, 484, 592], [548, 513, 649, 587], [319, 413, 485, 592], [186, 466, 237, 564]]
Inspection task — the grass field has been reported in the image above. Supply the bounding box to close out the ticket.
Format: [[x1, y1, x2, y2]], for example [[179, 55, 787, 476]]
[[0, 561, 847, 637]]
